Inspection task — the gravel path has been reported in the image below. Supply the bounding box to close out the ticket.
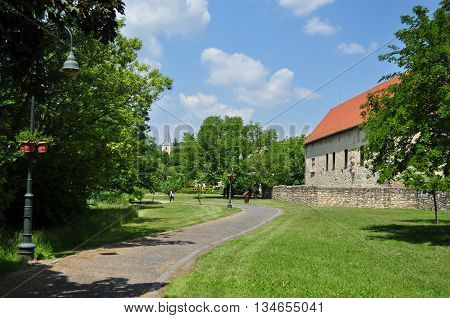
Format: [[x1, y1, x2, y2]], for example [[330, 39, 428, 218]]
[[0, 204, 281, 298]]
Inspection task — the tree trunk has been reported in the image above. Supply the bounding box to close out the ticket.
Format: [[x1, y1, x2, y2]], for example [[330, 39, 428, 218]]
[[432, 189, 438, 224]]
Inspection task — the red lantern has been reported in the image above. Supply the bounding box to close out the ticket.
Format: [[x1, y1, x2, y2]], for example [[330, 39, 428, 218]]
[[37, 142, 49, 154], [19, 141, 37, 153]]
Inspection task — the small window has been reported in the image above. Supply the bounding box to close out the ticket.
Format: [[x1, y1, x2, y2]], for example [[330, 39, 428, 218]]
[[311, 157, 316, 171], [360, 146, 364, 167], [332, 152, 336, 170], [344, 149, 348, 169], [326, 154, 329, 171], [310, 172, 315, 178]]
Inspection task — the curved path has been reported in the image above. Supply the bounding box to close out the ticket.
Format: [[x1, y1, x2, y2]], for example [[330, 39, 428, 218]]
[[0, 204, 281, 298]]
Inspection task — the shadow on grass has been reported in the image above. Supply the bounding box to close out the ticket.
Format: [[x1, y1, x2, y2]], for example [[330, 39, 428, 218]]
[[364, 224, 450, 246], [0, 264, 166, 297], [129, 217, 162, 224], [135, 206, 165, 211], [130, 200, 164, 205], [398, 219, 450, 225]]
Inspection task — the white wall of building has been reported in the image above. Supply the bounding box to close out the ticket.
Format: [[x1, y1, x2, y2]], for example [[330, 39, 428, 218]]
[[304, 127, 383, 187]]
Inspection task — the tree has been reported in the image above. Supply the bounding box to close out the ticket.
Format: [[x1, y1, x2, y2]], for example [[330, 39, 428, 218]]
[[0, 25, 172, 227], [361, 1, 449, 223], [0, 0, 125, 94]]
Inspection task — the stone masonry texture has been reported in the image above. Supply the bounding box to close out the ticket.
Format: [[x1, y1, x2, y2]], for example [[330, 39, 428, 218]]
[[273, 185, 449, 211]]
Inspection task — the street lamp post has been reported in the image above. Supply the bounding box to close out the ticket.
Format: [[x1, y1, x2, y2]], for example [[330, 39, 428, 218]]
[[227, 153, 243, 209], [227, 171, 234, 208], [18, 27, 80, 260]]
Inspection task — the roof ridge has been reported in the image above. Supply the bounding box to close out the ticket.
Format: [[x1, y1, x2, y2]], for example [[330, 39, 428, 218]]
[[329, 77, 395, 111], [304, 76, 399, 145]]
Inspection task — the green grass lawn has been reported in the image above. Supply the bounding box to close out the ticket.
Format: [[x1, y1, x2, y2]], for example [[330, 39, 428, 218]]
[[166, 200, 450, 298], [0, 199, 238, 274]]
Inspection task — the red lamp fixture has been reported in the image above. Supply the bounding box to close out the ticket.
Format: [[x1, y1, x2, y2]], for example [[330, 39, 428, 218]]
[[37, 142, 49, 154], [19, 141, 37, 153], [19, 141, 49, 154]]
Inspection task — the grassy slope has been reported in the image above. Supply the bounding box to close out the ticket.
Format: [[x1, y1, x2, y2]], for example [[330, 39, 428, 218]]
[[0, 199, 237, 274], [166, 200, 450, 298]]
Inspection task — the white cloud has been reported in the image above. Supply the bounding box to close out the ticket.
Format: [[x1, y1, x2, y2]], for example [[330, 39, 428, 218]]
[[179, 93, 254, 121], [124, 0, 211, 67], [337, 42, 366, 54], [201, 48, 319, 107], [201, 48, 268, 87], [146, 35, 163, 59], [236, 69, 296, 105], [279, 0, 334, 16], [304, 17, 338, 35], [125, 0, 210, 37], [138, 35, 163, 68], [337, 42, 380, 55]]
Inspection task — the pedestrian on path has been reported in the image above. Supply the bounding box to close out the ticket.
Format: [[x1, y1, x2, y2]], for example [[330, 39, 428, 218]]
[[169, 190, 175, 203], [243, 190, 251, 204]]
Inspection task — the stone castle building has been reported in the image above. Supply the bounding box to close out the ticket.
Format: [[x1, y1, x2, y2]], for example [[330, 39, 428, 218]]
[[304, 77, 400, 188], [273, 77, 448, 212], [161, 129, 172, 155]]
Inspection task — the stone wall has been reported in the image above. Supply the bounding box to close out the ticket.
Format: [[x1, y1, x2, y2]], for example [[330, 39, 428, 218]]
[[272, 185, 449, 211]]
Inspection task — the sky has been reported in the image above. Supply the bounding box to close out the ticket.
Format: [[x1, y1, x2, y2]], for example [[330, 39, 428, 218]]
[[121, 0, 441, 143]]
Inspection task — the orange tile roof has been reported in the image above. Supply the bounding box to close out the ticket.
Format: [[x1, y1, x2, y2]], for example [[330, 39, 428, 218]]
[[304, 77, 400, 144]]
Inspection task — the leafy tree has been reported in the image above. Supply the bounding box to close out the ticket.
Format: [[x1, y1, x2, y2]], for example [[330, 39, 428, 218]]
[[361, 1, 449, 223], [0, 0, 125, 94], [0, 25, 172, 227], [179, 133, 200, 183], [197, 116, 224, 185], [164, 115, 306, 197]]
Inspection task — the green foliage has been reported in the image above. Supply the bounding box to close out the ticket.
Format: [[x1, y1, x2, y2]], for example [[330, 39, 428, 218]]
[[0, 1, 125, 95], [131, 186, 147, 203], [0, 24, 172, 228], [178, 188, 222, 194], [361, 2, 449, 217], [0, 229, 23, 273], [194, 193, 204, 205], [163, 116, 306, 196]]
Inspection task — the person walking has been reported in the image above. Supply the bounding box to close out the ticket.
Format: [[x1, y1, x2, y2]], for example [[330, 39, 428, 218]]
[[243, 190, 250, 204], [169, 190, 175, 203]]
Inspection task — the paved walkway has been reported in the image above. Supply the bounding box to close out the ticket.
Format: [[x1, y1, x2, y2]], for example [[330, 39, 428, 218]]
[[0, 204, 281, 298]]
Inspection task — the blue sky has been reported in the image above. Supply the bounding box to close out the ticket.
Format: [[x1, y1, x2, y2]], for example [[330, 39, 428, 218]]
[[122, 0, 441, 142]]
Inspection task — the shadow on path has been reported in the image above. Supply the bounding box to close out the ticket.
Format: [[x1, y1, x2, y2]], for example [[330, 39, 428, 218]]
[[104, 237, 196, 249], [1, 264, 166, 298]]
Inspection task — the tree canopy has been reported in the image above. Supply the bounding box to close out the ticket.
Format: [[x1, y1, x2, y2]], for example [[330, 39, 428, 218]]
[[361, 1, 449, 221], [160, 116, 306, 197], [0, 0, 125, 94], [0, 22, 172, 227]]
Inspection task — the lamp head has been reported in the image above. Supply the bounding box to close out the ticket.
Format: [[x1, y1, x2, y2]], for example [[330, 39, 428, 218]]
[[61, 51, 80, 76]]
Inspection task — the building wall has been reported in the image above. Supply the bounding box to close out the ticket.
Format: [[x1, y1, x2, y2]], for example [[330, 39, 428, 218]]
[[305, 127, 384, 188], [273, 185, 449, 211]]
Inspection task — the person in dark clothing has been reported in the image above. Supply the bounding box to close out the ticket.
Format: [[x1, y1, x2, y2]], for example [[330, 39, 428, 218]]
[[243, 190, 251, 204]]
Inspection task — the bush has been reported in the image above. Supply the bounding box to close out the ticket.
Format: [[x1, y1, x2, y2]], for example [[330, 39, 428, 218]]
[[90, 191, 132, 206], [0, 229, 23, 273], [129, 186, 147, 202], [194, 193, 204, 205]]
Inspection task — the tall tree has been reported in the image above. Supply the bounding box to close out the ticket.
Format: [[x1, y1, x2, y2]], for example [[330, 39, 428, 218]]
[[361, 1, 449, 223]]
